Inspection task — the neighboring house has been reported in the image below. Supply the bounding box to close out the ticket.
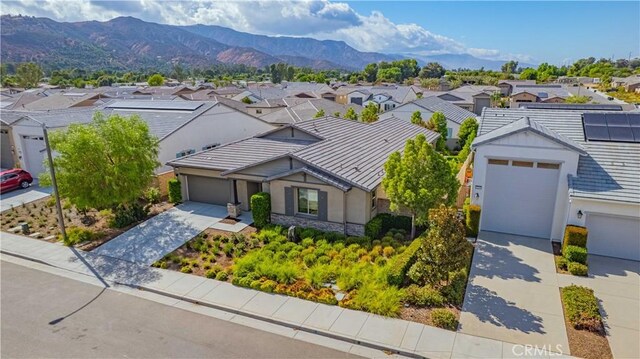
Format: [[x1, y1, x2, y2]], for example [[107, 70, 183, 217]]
[[509, 84, 571, 105], [335, 85, 418, 110], [260, 99, 363, 125], [168, 116, 439, 235], [17, 92, 110, 111], [437, 85, 499, 115], [8, 100, 275, 181], [379, 96, 477, 148], [611, 75, 640, 92], [497, 80, 537, 96], [0, 111, 23, 169], [471, 108, 640, 261]]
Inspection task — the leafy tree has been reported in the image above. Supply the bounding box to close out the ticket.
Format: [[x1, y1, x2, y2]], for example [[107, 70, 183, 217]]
[[382, 134, 459, 238], [16, 62, 43, 88], [147, 73, 164, 86], [171, 63, 187, 82], [314, 109, 326, 118], [457, 130, 476, 162], [457, 117, 478, 148], [428, 112, 448, 151], [344, 107, 358, 121], [41, 113, 160, 211], [501, 60, 519, 75], [410, 111, 424, 126], [241, 96, 252, 104], [407, 205, 472, 286], [490, 91, 502, 106], [519, 68, 537, 80], [420, 78, 440, 90], [363, 63, 378, 82], [361, 102, 379, 123], [377, 67, 402, 83], [419, 62, 445, 79]]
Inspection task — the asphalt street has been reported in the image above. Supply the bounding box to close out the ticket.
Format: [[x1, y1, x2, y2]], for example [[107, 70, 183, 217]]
[[1, 261, 360, 359]]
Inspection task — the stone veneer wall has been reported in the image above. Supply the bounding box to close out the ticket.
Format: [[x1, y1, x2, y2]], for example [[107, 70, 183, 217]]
[[271, 213, 365, 236]]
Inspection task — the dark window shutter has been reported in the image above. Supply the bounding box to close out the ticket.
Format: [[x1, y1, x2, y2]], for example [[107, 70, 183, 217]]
[[284, 187, 294, 216], [318, 190, 328, 221]]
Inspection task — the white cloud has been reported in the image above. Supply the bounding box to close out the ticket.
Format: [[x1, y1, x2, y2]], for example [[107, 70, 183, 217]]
[[1, 0, 532, 61]]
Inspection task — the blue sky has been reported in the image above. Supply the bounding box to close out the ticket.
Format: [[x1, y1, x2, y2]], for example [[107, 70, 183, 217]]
[[2, 0, 638, 65], [348, 1, 640, 65]]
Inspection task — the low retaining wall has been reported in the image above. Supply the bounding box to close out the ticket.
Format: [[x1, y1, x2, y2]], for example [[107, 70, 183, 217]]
[[271, 213, 365, 236]]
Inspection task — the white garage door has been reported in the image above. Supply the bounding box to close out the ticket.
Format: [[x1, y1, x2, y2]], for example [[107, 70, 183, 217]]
[[481, 159, 560, 238], [21, 135, 46, 178], [586, 214, 640, 261], [1, 129, 14, 169]]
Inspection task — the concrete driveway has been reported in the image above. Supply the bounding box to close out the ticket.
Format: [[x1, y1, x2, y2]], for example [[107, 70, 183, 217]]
[[0, 184, 52, 212], [459, 231, 570, 355], [558, 255, 640, 359], [92, 202, 252, 266]]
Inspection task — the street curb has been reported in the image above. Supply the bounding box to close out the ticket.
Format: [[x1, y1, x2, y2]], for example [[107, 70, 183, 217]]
[[0, 249, 428, 359]]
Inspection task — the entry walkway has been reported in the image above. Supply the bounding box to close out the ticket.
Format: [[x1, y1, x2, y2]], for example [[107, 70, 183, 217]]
[[0, 233, 566, 358], [459, 231, 570, 355], [93, 202, 252, 266]]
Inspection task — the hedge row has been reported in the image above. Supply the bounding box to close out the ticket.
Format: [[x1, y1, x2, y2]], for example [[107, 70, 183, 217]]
[[563, 225, 588, 251], [168, 179, 182, 204], [465, 205, 481, 237], [365, 213, 412, 239], [386, 238, 422, 286], [561, 285, 602, 331]]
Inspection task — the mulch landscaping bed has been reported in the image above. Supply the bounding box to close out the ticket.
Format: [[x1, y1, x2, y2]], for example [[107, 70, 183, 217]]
[[0, 197, 173, 250], [400, 305, 461, 327]]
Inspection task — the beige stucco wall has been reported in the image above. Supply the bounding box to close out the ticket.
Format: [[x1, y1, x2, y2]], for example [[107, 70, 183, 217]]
[[271, 179, 345, 223], [511, 92, 538, 103]]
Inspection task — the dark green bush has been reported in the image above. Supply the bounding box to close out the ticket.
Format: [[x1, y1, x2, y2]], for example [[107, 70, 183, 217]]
[[168, 178, 182, 204], [568, 262, 588, 276], [250, 192, 271, 229], [465, 205, 481, 237], [109, 203, 148, 228], [561, 285, 602, 331], [564, 245, 587, 264], [431, 308, 458, 331], [403, 285, 445, 307], [365, 213, 412, 238], [441, 269, 468, 305], [563, 225, 588, 251], [386, 238, 422, 286]]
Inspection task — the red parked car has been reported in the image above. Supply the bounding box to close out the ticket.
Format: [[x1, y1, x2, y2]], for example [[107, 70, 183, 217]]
[[0, 169, 33, 193]]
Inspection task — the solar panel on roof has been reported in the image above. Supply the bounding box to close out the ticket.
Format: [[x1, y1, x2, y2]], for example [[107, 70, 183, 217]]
[[583, 113, 607, 125], [608, 126, 635, 142], [583, 113, 640, 143], [584, 124, 610, 140], [538, 92, 548, 98]]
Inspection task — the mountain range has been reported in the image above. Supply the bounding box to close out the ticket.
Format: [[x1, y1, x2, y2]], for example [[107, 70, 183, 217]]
[[0, 15, 528, 72]]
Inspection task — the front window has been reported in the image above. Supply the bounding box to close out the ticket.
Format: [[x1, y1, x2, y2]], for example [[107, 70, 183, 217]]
[[297, 188, 319, 215], [371, 190, 377, 210], [447, 128, 453, 138]]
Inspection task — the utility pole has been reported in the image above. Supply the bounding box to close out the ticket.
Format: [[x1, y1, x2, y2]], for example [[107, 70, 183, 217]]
[[42, 124, 67, 242]]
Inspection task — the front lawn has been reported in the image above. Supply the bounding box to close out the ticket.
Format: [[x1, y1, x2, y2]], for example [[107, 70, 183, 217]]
[[606, 89, 640, 104], [155, 217, 474, 329], [1, 196, 173, 250]]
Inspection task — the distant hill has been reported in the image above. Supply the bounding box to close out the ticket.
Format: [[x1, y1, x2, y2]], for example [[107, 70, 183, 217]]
[[0, 14, 533, 72]]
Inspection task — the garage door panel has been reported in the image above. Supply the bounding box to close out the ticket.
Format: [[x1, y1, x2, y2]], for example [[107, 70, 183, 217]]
[[187, 176, 229, 205], [482, 161, 559, 239], [587, 214, 640, 261], [21, 135, 45, 178]]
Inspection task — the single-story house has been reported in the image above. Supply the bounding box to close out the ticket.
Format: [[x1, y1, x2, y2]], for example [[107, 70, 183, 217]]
[[379, 96, 477, 148], [436, 85, 499, 115], [7, 100, 275, 184], [335, 85, 419, 110], [259, 99, 363, 125], [497, 80, 537, 97], [509, 84, 571, 105], [167, 116, 439, 235], [471, 108, 640, 261]]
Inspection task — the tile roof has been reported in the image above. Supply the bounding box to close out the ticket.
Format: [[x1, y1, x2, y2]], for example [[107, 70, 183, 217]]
[[411, 96, 477, 124], [170, 116, 440, 192], [260, 99, 363, 125], [479, 108, 640, 204], [511, 84, 571, 99], [265, 167, 352, 191]]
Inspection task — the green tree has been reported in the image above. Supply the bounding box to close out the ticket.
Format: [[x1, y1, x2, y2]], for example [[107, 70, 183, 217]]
[[241, 96, 252, 104], [361, 102, 379, 123], [344, 107, 358, 121], [314, 109, 326, 118], [407, 205, 472, 286], [410, 111, 424, 126], [363, 63, 378, 82], [41, 113, 160, 211], [490, 91, 502, 107], [501, 60, 519, 75], [428, 112, 448, 151], [377, 67, 402, 83], [519, 68, 537, 80], [419, 62, 445, 79], [382, 134, 459, 238], [16, 62, 43, 88], [457, 117, 478, 148], [147, 73, 164, 86], [171, 63, 187, 83]]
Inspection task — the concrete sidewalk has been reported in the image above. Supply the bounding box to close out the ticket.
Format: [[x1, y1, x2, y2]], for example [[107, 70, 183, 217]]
[[1, 233, 568, 359]]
